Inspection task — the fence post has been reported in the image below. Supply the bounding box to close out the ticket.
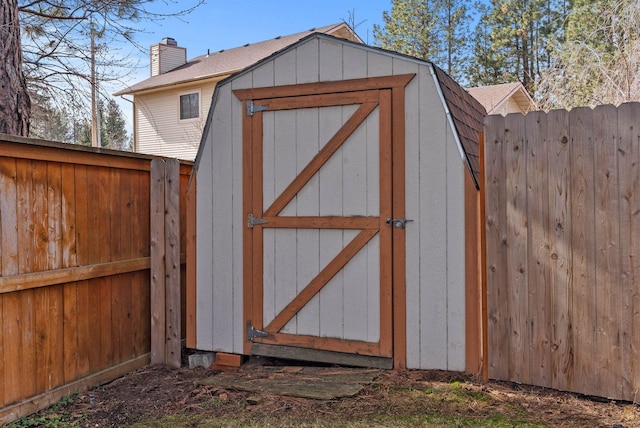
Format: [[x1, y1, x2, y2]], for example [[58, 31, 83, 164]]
[[164, 159, 181, 368], [150, 159, 166, 365]]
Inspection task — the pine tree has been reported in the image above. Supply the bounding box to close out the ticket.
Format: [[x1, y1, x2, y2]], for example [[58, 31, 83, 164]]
[[1, 0, 30, 135], [373, 0, 472, 82], [469, 0, 566, 92]]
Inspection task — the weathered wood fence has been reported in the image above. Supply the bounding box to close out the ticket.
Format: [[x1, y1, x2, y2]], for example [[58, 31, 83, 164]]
[[0, 135, 191, 423], [485, 102, 640, 402]]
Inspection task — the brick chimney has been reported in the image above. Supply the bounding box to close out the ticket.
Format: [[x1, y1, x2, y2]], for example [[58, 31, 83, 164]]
[[150, 37, 187, 77]]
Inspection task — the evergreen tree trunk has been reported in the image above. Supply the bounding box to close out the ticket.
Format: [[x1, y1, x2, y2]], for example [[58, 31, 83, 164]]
[[0, 0, 30, 136]]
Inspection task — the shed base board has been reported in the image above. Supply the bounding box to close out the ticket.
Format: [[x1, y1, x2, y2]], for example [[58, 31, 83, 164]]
[[251, 343, 393, 369]]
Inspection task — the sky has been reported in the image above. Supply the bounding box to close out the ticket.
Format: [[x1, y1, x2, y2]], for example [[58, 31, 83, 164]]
[[115, 0, 392, 132]]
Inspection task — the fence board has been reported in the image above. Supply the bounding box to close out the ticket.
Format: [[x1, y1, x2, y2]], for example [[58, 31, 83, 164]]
[[0, 136, 189, 422], [568, 107, 596, 395], [504, 113, 529, 384], [618, 103, 640, 400], [526, 110, 551, 387], [485, 114, 508, 380], [485, 102, 640, 402]]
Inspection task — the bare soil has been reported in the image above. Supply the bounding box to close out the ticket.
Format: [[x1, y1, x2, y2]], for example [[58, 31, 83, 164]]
[[14, 360, 640, 427]]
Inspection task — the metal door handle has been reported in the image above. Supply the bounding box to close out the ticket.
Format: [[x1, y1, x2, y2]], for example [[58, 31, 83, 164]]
[[386, 217, 413, 229]]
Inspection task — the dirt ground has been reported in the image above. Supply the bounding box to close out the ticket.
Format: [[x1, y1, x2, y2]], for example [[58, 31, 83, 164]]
[[15, 359, 640, 427]]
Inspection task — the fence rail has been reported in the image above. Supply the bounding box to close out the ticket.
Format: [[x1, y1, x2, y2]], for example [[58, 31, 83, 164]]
[[0, 135, 190, 423], [484, 103, 640, 401]]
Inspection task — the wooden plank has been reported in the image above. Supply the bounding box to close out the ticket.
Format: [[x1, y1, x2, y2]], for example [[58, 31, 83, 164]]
[[0, 157, 19, 276], [233, 74, 415, 100], [250, 343, 392, 369], [0, 258, 151, 293], [261, 216, 378, 229], [548, 109, 572, 392], [16, 160, 36, 399], [617, 103, 640, 400], [118, 171, 133, 362], [47, 162, 62, 271], [526, 111, 552, 388], [504, 113, 529, 384], [75, 279, 91, 376], [251, 111, 265, 335], [129, 171, 144, 357], [593, 104, 620, 399], [3, 292, 22, 405], [485, 114, 508, 380], [568, 107, 596, 395], [257, 332, 384, 358], [0, 295, 3, 407], [150, 159, 166, 364], [109, 169, 123, 364], [389, 87, 405, 367], [479, 132, 489, 380], [242, 99, 254, 354], [164, 159, 182, 368], [63, 282, 79, 383], [464, 169, 481, 375], [97, 167, 113, 369], [0, 139, 152, 171]]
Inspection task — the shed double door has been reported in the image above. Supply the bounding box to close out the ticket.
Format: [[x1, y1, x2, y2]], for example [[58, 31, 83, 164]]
[[235, 75, 413, 368]]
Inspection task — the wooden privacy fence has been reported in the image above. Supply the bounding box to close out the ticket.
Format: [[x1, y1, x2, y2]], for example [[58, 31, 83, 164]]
[[484, 102, 640, 402], [0, 135, 190, 424]]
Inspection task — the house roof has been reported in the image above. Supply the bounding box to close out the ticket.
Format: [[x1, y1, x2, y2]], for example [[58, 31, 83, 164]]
[[467, 82, 535, 115], [194, 33, 486, 189], [114, 23, 361, 96]]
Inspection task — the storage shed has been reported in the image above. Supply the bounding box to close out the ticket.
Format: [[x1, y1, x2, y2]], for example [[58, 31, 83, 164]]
[[187, 33, 485, 372]]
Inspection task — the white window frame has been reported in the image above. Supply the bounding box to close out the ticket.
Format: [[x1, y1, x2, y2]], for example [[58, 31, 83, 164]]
[[178, 90, 201, 122]]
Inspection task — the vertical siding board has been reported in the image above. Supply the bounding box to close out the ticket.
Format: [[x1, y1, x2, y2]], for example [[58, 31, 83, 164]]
[[593, 105, 620, 399], [568, 107, 596, 394], [617, 103, 640, 399], [548, 109, 572, 392], [419, 70, 449, 369], [504, 113, 529, 383], [526, 111, 552, 387], [404, 70, 423, 368], [211, 83, 236, 352], [485, 114, 508, 380]]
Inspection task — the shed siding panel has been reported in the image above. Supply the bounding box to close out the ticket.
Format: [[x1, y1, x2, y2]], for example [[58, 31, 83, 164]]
[[195, 93, 215, 350], [231, 75, 249, 354], [419, 66, 449, 370], [445, 123, 467, 371], [210, 83, 235, 352], [401, 64, 423, 368]]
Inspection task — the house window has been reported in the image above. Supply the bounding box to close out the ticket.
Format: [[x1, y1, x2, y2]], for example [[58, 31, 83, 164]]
[[179, 92, 199, 120]]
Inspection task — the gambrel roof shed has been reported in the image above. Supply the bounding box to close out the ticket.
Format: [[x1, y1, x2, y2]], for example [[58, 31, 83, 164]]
[[188, 33, 485, 372]]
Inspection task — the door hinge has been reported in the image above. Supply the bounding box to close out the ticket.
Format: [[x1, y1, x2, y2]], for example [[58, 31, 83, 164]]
[[247, 324, 270, 342], [248, 213, 268, 228], [246, 100, 268, 116]]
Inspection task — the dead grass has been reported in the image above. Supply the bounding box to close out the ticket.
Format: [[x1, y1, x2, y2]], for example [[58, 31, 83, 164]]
[[9, 363, 640, 427]]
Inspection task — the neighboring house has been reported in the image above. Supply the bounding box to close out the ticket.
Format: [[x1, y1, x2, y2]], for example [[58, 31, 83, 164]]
[[114, 23, 362, 160], [467, 82, 536, 115]]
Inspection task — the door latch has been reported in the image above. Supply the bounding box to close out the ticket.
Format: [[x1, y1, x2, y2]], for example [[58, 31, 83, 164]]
[[386, 217, 413, 229]]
